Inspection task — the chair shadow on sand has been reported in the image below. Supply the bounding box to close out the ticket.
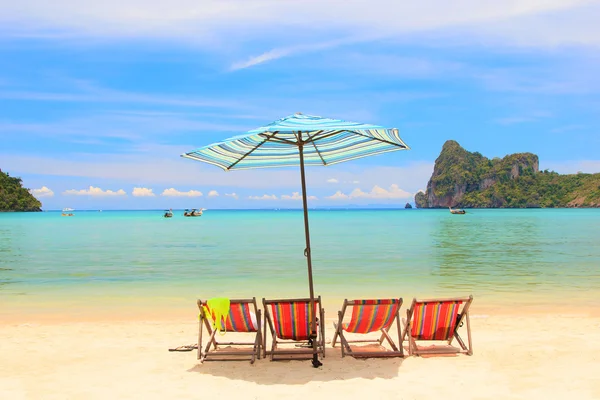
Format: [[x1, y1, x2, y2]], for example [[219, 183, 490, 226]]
[[187, 345, 404, 385]]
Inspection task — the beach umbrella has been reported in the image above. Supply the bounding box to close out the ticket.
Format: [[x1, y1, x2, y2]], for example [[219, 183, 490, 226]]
[[182, 113, 410, 367]]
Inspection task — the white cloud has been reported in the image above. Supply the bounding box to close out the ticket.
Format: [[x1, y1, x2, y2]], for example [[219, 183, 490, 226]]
[[63, 186, 126, 196], [0, 152, 433, 194], [207, 190, 219, 197], [248, 194, 278, 200], [281, 192, 318, 201], [326, 178, 338, 183], [327, 191, 349, 200], [29, 186, 54, 197], [132, 187, 155, 197], [225, 192, 239, 199], [327, 184, 412, 200], [161, 188, 203, 197]]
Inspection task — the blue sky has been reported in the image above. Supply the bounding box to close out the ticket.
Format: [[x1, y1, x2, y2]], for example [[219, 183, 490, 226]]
[[1, 1, 599, 210]]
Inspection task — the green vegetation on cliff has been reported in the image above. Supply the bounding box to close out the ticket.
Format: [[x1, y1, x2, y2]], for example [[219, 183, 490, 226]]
[[0, 169, 42, 211], [415, 141, 600, 208]]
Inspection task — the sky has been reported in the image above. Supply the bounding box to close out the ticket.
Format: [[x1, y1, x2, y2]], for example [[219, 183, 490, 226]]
[[1, 0, 599, 210]]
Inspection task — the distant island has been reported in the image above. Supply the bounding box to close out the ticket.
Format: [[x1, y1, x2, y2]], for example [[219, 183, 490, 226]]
[[415, 140, 600, 208], [0, 169, 42, 211]]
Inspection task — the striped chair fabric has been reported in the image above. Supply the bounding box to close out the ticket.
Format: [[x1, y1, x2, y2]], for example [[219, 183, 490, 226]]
[[206, 302, 258, 333], [410, 300, 463, 340], [269, 300, 317, 341], [344, 299, 400, 334]]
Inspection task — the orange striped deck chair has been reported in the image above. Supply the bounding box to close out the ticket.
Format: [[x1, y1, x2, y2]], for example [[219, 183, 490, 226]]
[[197, 298, 262, 364], [402, 295, 473, 356], [332, 298, 404, 358], [262, 297, 325, 361]]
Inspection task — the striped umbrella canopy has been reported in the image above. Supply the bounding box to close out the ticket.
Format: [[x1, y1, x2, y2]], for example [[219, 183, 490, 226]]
[[182, 113, 410, 367], [182, 113, 409, 170]]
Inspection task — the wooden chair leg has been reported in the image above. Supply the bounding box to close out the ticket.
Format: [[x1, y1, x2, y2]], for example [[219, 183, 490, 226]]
[[380, 327, 399, 351], [197, 315, 203, 360], [320, 307, 326, 358], [465, 312, 473, 355]]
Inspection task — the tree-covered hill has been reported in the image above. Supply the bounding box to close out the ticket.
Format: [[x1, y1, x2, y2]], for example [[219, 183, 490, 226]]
[[0, 169, 42, 211], [415, 141, 600, 208]]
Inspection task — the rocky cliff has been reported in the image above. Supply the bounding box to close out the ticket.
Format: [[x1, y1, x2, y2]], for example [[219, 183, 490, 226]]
[[415, 141, 600, 208], [0, 169, 42, 211]]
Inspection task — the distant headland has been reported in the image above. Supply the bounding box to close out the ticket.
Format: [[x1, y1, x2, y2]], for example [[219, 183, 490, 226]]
[[415, 140, 600, 208], [0, 169, 42, 212]]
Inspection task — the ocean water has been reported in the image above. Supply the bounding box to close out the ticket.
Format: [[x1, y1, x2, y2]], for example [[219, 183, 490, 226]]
[[1, 209, 599, 316]]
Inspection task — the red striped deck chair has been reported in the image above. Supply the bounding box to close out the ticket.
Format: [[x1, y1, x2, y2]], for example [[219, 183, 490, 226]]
[[262, 297, 325, 361], [197, 298, 262, 364], [402, 295, 473, 356], [331, 298, 404, 358]]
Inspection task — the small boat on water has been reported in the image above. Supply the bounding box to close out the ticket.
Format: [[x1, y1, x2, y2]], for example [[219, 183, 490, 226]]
[[164, 209, 173, 218], [62, 208, 74, 217], [449, 206, 466, 215], [183, 208, 203, 217]]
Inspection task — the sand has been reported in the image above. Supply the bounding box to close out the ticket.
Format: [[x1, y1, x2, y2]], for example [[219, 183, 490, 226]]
[[1, 306, 600, 400]]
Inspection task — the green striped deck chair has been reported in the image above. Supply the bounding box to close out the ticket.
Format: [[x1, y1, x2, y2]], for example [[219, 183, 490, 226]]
[[197, 298, 262, 364], [402, 295, 473, 356], [262, 297, 325, 362], [332, 298, 404, 358]]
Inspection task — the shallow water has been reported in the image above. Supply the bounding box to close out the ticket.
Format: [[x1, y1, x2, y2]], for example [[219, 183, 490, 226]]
[[1, 209, 599, 316]]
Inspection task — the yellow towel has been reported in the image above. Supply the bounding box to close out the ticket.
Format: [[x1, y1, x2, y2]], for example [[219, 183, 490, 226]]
[[204, 297, 230, 335]]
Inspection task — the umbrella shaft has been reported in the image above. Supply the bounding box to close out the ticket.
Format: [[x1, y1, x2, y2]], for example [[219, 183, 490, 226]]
[[298, 143, 317, 338]]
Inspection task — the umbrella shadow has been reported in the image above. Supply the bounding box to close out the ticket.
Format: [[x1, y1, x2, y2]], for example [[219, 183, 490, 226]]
[[187, 346, 404, 384]]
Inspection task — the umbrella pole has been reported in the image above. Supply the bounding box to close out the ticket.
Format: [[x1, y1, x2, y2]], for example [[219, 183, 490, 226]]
[[298, 142, 322, 368]]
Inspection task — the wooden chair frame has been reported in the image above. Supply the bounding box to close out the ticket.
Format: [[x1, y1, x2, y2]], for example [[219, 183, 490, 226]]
[[197, 298, 262, 364], [332, 298, 404, 358], [262, 297, 326, 361], [402, 295, 473, 356]]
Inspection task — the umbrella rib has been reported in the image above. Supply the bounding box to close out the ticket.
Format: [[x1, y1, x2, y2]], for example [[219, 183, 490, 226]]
[[347, 130, 408, 149], [304, 130, 342, 144], [304, 130, 328, 165], [259, 134, 298, 145], [227, 131, 281, 170]]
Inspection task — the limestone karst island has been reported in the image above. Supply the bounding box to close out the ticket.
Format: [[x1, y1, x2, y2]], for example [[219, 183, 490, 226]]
[[0, 169, 42, 212], [415, 140, 600, 208]]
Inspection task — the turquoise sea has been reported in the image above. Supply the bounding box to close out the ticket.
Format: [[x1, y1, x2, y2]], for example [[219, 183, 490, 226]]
[[1, 209, 599, 318]]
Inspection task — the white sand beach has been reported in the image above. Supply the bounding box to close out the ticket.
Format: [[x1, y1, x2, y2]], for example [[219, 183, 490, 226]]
[[1, 305, 599, 400]]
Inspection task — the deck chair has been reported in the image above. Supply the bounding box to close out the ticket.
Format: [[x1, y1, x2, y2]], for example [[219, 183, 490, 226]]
[[262, 297, 325, 361], [197, 298, 262, 364], [332, 298, 404, 358], [402, 295, 473, 356]]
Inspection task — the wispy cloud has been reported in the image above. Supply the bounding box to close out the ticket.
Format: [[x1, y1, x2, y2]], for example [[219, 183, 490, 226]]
[[161, 188, 203, 197], [230, 37, 367, 70], [541, 160, 600, 174], [207, 190, 219, 197], [326, 178, 338, 183], [550, 124, 586, 133], [0, 82, 245, 110], [132, 187, 155, 197], [1, 1, 596, 66], [63, 186, 126, 196], [29, 186, 54, 197], [225, 192, 239, 199], [494, 111, 552, 125]]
